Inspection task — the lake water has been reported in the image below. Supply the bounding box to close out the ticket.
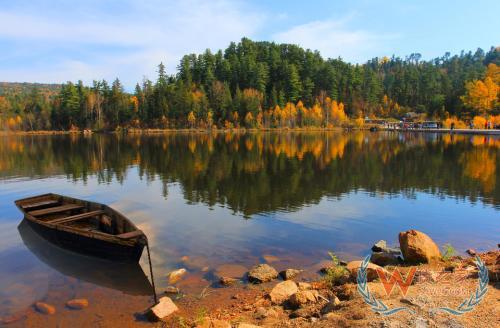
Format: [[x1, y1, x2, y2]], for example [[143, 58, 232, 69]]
[[0, 131, 499, 319]]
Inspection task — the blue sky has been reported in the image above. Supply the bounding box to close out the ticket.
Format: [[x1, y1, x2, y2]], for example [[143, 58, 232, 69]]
[[0, 0, 499, 88]]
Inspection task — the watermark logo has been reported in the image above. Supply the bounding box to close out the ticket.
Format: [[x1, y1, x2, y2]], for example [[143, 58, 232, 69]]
[[376, 266, 416, 297], [357, 255, 489, 316]]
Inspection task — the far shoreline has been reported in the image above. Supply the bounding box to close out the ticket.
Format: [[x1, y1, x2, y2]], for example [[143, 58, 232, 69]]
[[0, 127, 499, 136]]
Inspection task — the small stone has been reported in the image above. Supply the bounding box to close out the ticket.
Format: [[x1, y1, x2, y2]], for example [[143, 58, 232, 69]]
[[289, 290, 319, 308], [168, 268, 187, 284], [290, 307, 314, 318], [254, 307, 268, 319], [196, 318, 231, 328], [146, 296, 178, 321], [1, 312, 27, 324], [201, 266, 210, 272], [279, 269, 302, 280], [297, 282, 312, 290], [372, 240, 387, 252], [66, 298, 89, 310], [371, 252, 400, 266], [220, 276, 238, 286], [466, 249, 477, 256], [346, 260, 387, 281], [34, 302, 56, 315], [248, 264, 278, 283], [269, 280, 298, 304], [321, 296, 341, 314], [165, 286, 180, 294]]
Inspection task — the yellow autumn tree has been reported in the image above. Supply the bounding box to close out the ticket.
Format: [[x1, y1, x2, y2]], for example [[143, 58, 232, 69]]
[[461, 68, 498, 114], [244, 112, 254, 127], [207, 111, 214, 128], [330, 100, 347, 126], [472, 116, 487, 129], [485, 63, 500, 84], [187, 111, 196, 128]]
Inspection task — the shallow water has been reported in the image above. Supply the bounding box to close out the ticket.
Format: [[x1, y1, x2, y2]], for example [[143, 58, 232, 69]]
[[0, 131, 499, 318]]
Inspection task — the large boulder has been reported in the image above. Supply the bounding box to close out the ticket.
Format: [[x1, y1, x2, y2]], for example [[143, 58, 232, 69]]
[[346, 261, 386, 281], [248, 264, 278, 283], [398, 230, 441, 263], [268, 280, 298, 304]]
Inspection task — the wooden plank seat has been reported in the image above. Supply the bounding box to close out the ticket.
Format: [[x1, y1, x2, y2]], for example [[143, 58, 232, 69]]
[[22, 200, 59, 210], [48, 210, 105, 225], [116, 230, 144, 239], [29, 204, 84, 216]]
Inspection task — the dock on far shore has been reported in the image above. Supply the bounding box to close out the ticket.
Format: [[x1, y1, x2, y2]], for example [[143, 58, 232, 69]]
[[383, 128, 500, 136]]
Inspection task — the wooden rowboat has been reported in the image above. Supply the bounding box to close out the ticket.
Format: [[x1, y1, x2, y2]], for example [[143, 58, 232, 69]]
[[15, 193, 147, 263], [18, 220, 153, 295]]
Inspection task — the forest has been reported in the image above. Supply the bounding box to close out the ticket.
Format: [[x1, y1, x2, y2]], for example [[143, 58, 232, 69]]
[[0, 38, 499, 131]]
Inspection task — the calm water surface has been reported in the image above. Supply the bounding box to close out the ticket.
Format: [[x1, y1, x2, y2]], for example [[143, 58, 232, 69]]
[[0, 131, 499, 317]]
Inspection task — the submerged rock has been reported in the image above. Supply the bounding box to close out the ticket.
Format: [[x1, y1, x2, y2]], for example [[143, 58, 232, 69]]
[[219, 276, 238, 286], [214, 264, 248, 280], [34, 302, 56, 315], [262, 254, 280, 263], [146, 296, 178, 321], [399, 230, 441, 263], [279, 269, 302, 280], [248, 264, 278, 283], [66, 298, 89, 310], [168, 268, 187, 284], [269, 280, 298, 304], [165, 286, 180, 294]]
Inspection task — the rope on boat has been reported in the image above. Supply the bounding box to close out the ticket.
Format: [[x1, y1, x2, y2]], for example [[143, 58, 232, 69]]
[[145, 239, 158, 304]]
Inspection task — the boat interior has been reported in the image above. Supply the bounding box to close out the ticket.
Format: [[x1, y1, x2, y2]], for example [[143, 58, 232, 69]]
[[17, 195, 142, 239]]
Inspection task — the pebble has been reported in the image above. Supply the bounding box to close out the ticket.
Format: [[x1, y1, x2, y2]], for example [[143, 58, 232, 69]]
[[66, 298, 89, 310], [34, 302, 56, 315]]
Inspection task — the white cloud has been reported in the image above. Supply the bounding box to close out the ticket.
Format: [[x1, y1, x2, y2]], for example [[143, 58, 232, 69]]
[[0, 0, 266, 87], [273, 17, 397, 62]]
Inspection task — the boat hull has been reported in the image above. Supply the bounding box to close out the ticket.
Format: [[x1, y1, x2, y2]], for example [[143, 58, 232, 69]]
[[25, 216, 145, 263]]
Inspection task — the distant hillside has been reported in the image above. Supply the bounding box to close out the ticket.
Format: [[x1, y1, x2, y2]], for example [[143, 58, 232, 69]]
[[0, 82, 61, 97]]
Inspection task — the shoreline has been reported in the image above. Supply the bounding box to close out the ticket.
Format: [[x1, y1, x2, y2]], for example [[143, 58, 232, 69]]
[[4, 247, 498, 327], [1, 127, 499, 136]]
